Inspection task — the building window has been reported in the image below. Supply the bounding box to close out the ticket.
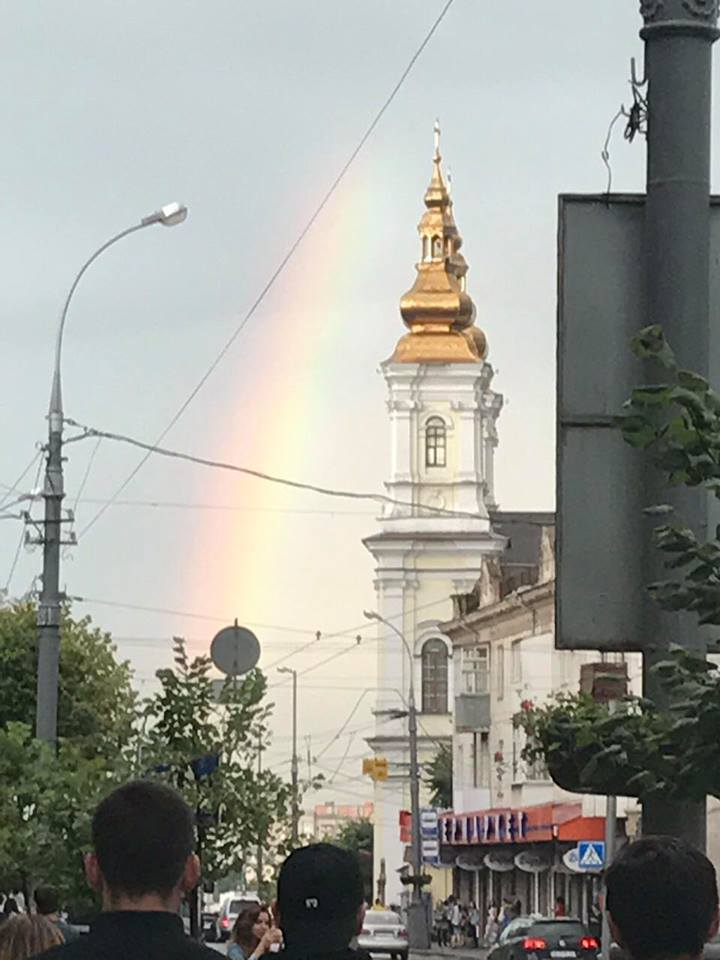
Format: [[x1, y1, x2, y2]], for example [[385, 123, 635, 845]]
[[472, 731, 490, 788], [497, 644, 505, 698], [425, 417, 447, 468], [421, 638, 448, 714], [511, 639, 522, 684], [461, 646, 489, 694]]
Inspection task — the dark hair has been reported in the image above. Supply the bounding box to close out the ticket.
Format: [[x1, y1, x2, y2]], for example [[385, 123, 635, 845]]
[[34, 886, 59, 916], [606, 836, 719, 960], [232, 904, 270, 954], [92, 781, 194, 898]]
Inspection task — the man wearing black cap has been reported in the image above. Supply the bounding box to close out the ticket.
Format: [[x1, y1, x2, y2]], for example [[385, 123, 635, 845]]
[[276, 844, 367, 960]]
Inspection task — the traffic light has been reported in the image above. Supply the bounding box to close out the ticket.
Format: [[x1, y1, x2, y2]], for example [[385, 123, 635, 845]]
[[362, 756, 389, 781]]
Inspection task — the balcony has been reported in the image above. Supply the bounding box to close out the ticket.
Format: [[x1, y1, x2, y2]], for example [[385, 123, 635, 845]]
[[454, 692, 490, 732]]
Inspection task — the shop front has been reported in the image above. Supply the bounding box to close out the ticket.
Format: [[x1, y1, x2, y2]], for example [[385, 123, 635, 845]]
[[439, 802, 615, 923]]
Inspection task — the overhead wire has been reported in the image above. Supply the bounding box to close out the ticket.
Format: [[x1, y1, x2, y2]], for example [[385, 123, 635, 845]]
[[64, 419, 488, 523], [3, 455, 44, 596], [72, 0, 459, 542], [0, 449, 42, 511]]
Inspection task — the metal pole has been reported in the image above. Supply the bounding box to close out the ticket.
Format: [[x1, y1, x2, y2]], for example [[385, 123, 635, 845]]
[[257, 731, 264, 894], [291, 669, 300, 846], [639, 0, 718, 848], [36, 221, 147, 745]]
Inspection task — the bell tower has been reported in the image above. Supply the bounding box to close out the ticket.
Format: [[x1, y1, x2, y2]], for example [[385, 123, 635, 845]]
[[364, 125, 504, 904]]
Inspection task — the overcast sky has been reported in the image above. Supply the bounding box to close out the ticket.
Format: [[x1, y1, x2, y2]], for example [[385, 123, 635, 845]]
[[1, 1, 697, 805]]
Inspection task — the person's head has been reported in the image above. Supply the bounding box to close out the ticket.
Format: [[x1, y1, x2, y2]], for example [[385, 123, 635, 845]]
[[276, 843, 365, 952], [0, 915, 63, 960], [33, 887, 59, 918], [85, 780, 199, 911], [2, 901, 18, 918], [606, 837, 719, 960], [231, 904, 271, 953], [374, 899, 382, 907], [556, 896, 565, 907]]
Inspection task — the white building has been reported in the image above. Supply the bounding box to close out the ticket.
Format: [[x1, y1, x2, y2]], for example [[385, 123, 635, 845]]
[[364, 128, 504, 905]]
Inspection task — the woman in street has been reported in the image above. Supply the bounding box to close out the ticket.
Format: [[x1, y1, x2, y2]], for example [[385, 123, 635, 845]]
[[484, 901, 499, 946], [228, 904, 282, 960]]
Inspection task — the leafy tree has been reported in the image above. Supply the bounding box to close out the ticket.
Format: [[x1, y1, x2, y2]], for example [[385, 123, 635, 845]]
[[518, 326, 720, 801], [423, 743, 452, 809], [0, 602, 136, 755], [140, 639, 293, 894], [334, 818, 373, 901], [0, 603, 137, 909]]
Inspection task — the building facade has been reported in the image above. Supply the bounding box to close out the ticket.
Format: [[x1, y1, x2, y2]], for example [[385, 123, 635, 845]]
[[440, 519, 642, 919], [300, 801, 374, 842], [364, 128, 504, 905]]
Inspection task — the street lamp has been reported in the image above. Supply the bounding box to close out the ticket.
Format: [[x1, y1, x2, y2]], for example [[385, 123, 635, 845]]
[[36, 203, 188, 745], [277, 666, 300, 846], [363, 610, 429, 950]]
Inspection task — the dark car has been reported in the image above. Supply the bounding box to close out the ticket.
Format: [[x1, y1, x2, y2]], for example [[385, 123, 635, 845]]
[[489, 917, 600, 960]]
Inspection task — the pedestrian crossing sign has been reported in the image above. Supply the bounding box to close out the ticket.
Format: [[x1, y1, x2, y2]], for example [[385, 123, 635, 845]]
[[578, 841, 605, 871]]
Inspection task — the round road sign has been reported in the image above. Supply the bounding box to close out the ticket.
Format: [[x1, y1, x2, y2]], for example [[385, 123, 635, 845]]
[[211, 621, 260, 676]]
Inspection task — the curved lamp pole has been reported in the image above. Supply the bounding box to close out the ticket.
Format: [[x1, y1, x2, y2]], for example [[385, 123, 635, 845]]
[[36, 202, 188, 745], [364, 610, 428, 948]]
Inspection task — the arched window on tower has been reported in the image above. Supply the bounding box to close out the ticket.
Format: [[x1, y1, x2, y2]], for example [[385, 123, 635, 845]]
[[432, 236, 443, 259], [422, 639, 448, 714], [426, 417, 447, 468]]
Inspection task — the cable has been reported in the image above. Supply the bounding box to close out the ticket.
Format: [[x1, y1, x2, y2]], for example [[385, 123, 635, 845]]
[[71, 497, 373, 517], [71, 437, 102, 517], [73, 0, 458, 541], [0, 449, 42, 511], [3, 455, 44, 596], [64, 419, 487, 522]]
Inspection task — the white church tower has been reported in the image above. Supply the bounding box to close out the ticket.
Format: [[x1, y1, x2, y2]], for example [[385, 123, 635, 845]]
[[364, 126, 504, 904]]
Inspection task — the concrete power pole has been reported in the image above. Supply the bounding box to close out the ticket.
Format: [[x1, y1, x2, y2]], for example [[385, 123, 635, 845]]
[[639, 0, 718, 847]]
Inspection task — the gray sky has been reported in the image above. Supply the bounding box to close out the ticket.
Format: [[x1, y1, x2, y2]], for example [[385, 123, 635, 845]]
[[0, 1, 690, 803]]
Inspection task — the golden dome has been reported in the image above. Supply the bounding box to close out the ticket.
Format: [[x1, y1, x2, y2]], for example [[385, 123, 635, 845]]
[[390, 122, 488, 365]]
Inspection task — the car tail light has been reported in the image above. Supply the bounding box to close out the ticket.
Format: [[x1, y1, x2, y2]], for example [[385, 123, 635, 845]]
[[523, 938, 548, 951], [581, 938, 599, 951], [221, 917, 230, 929], [398, 928, 408, 939]]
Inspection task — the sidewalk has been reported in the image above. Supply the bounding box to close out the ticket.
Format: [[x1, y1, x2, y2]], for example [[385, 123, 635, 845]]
[[413, 948, 489, 960]]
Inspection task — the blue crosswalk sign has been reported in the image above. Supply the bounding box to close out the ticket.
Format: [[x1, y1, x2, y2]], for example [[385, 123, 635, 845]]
[[578, 841, 605, 871]]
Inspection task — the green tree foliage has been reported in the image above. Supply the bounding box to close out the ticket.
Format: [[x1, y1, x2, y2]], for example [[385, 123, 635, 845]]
[[518, 326, 720, 801], [140, 638, 292, 886], [0, 603, 137, 910], [0, 602, 136, 755], [423, 743, 452, 809], [333, 818, 373, 900]]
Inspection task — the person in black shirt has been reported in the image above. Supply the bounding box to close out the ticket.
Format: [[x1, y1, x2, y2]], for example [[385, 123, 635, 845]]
[[38, 780, 217, 960], [275, 843, 367, 960], [605, 836, 719, 960]]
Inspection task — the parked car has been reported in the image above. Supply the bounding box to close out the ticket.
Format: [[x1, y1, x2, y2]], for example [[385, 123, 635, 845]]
[[488, 917, 600, 960], [216, 894, 260, 942], [357, 910, 409, 960]]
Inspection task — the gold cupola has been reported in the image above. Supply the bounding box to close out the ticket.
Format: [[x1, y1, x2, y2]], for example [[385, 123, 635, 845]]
[[391, 122, 488, 364]]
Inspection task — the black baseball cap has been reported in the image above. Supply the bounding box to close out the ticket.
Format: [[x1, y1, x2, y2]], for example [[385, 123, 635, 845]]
[[277, 844, 364, 950]]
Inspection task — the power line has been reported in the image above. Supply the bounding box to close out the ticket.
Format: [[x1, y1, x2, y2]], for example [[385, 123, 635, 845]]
[[64, 419, 487, 522], [73, 497, 373, 517], [0, 449, 42, 511], [3, 456, 44, 596], [73, 0, 459, 542]]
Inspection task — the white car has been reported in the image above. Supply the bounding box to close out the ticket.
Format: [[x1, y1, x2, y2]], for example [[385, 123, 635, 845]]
[[357, 910, 409, 960]]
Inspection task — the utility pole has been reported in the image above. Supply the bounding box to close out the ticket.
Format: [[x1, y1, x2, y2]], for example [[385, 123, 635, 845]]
[[278, 666, 300, 846], [639, 0, 718, 847], [256, 730, 264, 894], [34, 203, 188, 745], [364, 611, 429, 951]]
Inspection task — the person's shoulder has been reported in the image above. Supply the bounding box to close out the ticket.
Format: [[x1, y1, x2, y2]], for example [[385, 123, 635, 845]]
[[177, 938, 219, 959], [36, 939, 89, 960]]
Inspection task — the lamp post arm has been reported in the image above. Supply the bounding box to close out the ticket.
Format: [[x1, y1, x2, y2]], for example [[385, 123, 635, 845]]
[[50, 221, 148, 419]]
